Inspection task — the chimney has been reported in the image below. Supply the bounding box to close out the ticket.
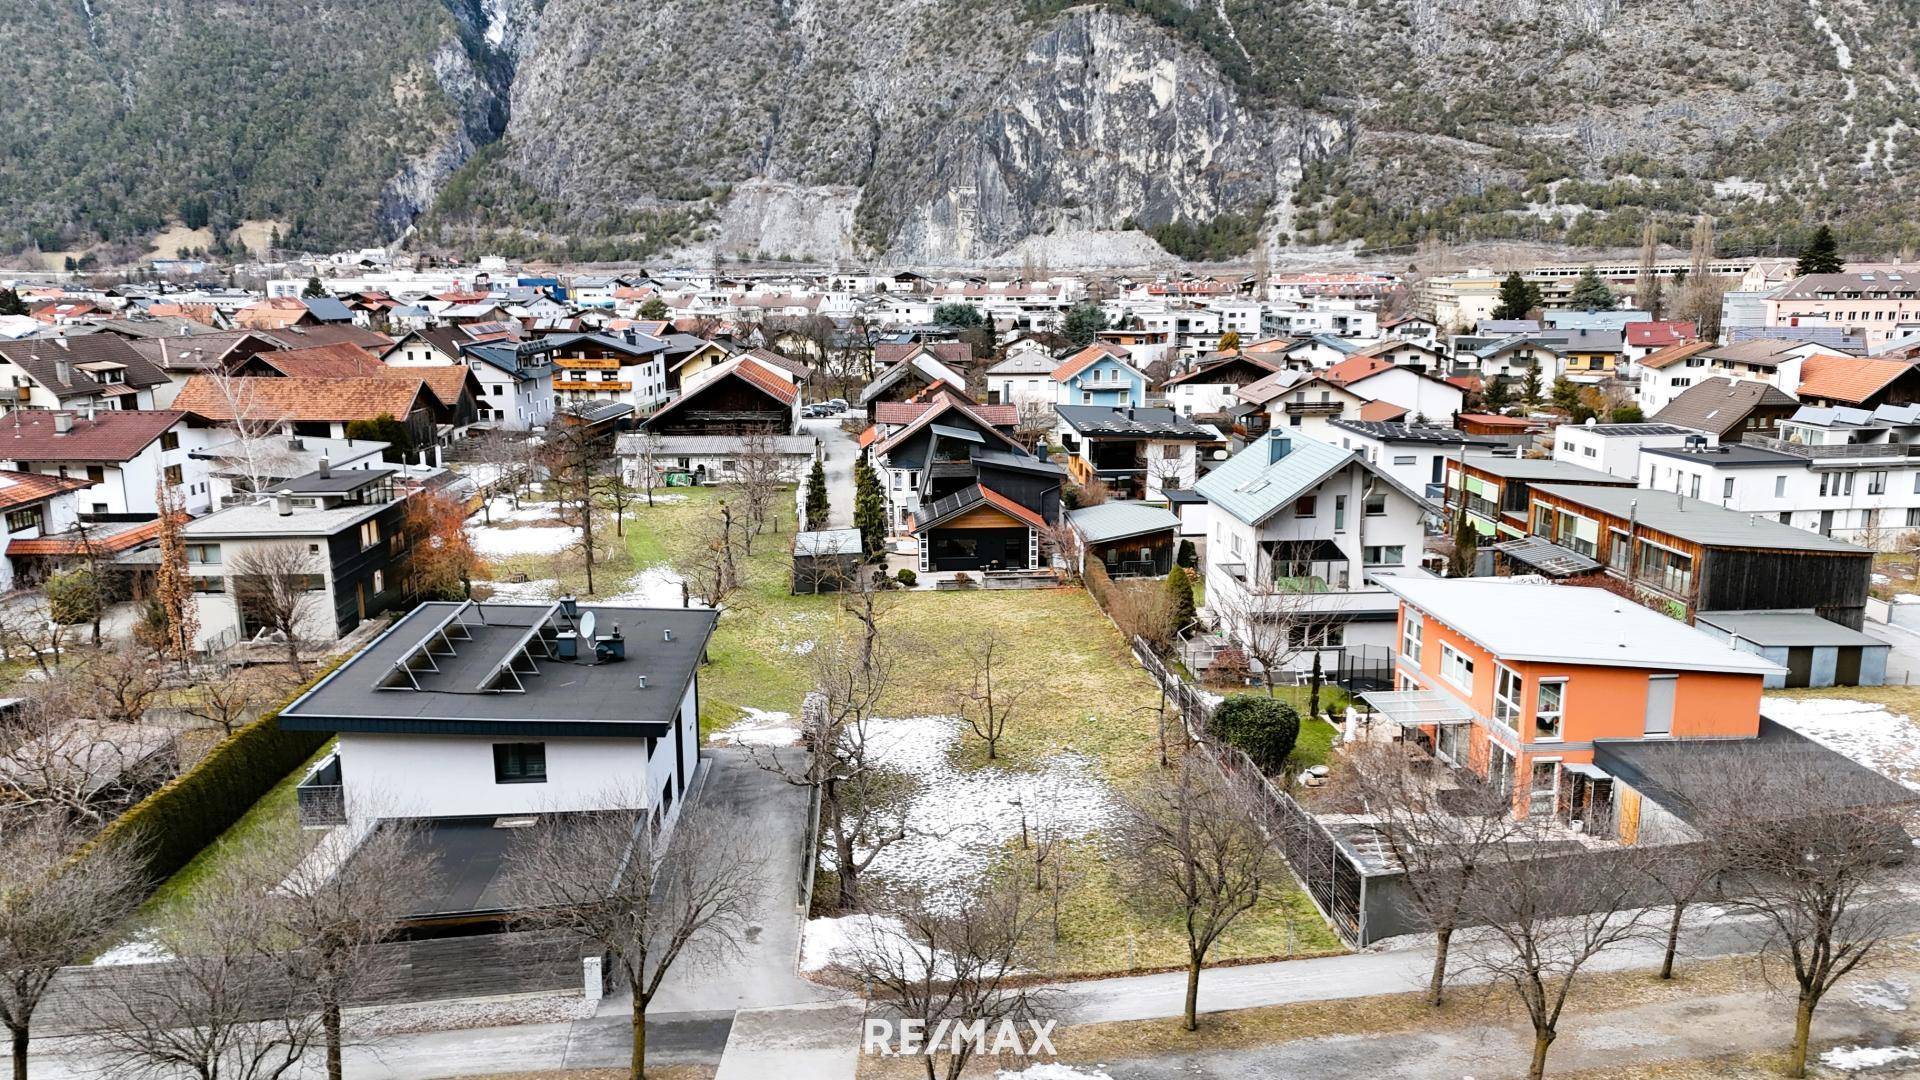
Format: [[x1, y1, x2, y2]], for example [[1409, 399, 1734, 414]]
[[1269, 434, 1292, 464], [318, 456, 330, 479], [663, 627, 674, 642], [274, 492, 293, 516], [52, 413, 71, 435], [595, 625, 625, 661]]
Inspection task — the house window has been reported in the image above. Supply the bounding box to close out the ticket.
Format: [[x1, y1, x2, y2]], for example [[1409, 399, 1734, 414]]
[[190, 576, 225, 594], [1161, 443, 1181, 459], [1294, 496, 1317, 518], [1529, 760, 1560, 817], [372, 570, 385, 595], [359, 520, 380, 550], [1333, 495, 1346, 532], [1363, 545, 1404, 565], [1487, 742, 1514, 795], [1907, 508, 1920, 528], [1393, 455, 1416, 466], [1364, 493, 1388, 516], [160, 431, 180, 451], [1435, 720, 1465, 764], [1722, 477, 1734, 500], [1644, 675, 1677, 736], [1869, 471, 1888, 495], [1688, 474, 1701, 499], [1535, 679, 1565, 740], [164, 464, 184, 486], [1440, 643, 1474, 693], [493, 743, 548, 784], [86, 465, 105, 484], [4, 507, 41, 534], [1493, 665, 1522, 731], [1401, 612, 1422, 663], [185, 543, 221, 564]]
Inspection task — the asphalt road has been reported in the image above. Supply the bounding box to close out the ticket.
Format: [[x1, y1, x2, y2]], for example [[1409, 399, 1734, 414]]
[[800, 415, 859, 529]]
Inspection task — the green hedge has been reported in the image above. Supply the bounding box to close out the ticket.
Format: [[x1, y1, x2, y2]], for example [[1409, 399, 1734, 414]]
[[80, 659, 343, 887]]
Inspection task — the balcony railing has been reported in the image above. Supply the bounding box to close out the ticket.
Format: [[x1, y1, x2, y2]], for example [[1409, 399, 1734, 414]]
[[296, 753, 346, 828], [1742, 434, 1920, 460], [1284, 399, 1345, 414]]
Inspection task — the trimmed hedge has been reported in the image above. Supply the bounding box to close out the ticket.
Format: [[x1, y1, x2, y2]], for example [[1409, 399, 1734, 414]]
[[80, 658, 344, 887], [1212, 693, 1301, 773]]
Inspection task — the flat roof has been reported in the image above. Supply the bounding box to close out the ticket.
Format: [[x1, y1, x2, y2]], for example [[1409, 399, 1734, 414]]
[[1530, 483, 1870, 554], [1457, 453, 1630, 484], [279, 600, 719, 736], [1380, 577, 1785, 674], [1569, 423, 1700, 437], [181, 497, 390, 539], [1068, 501, 1181, 544], [1641, 444, 1802, 468], [1695, 609, 1884, 648], [1327, 420, 1500, 445]]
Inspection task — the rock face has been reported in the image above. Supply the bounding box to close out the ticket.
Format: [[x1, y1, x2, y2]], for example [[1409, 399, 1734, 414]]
[[9, 0, 1920, 261]]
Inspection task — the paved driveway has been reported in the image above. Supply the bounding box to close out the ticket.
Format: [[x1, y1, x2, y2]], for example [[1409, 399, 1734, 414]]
[[801, 416, 859, 529]]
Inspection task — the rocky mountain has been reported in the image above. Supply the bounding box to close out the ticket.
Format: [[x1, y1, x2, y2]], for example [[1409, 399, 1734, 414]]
[[8, 0, 1920, 267]]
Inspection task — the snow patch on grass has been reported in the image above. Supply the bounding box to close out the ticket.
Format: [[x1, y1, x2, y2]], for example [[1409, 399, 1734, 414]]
[[472, 524, 576, 558], [996, 1066, 1115, 1080], [1764, 696, 1920, 789], [1851, 977, 1911, 1012], [596, 566, 690, 607], [855, 716, 1115, 913], [711, 708, 798, 747], [93, 931, 172, 966], [801, 913, 906, 973], [1822, 1044, 1920, 1070]]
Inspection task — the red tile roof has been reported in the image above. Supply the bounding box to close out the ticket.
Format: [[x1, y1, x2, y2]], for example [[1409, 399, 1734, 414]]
[[0, 470, 91, 511], [1626, 321, 1697, 347], [731, 357, 800, 405], [1357, 400, 1410, 422], [857, 425, 881, 449], [0, 409, 186, 462], [1320, 355, 1395, 386], [1794, 353, 1913, 404], [978, 485, 1049, 530], [1051, 343, 1129, 382], [874, 398, 1017, 427], [8, 514, 180, 556]]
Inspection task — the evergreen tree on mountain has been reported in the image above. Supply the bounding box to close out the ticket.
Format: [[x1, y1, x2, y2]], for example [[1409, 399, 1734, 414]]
[[1795, 225, 1845, 276], [302, 275, 326, 298], [1491, 272, 1542, 321], [0, 288, 24, 317], [1568, 266, 1617, 311]]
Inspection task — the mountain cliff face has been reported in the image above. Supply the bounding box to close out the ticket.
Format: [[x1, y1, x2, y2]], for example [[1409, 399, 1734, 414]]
[[8, 0, 1920, 265]]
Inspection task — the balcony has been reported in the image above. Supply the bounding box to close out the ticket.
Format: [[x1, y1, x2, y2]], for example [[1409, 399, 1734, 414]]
[[554, 357, 621, 370], [295, 753, 345, 828], [1284, 399, 1345, 414], [555, 380, 631, 392]]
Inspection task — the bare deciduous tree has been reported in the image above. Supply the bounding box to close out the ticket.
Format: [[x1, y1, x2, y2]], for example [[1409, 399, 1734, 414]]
[[182, 667, 292, 737], [543, 408, 610, 594], [1013, 401, 1055, 452], [1638, 841, 1725, 981], [1210, 565, 1347, 696], [730, 428, 788, 552], [1341, 742, 1530, 1005], [0, 815, 147, 1080], [230, 544, 325, 672], [1116, 754, 1281, 1031], [0, 602, 65, 675], [671, 501, 741, 610], [1697, 746, 1917, 1077], [506, 799, 762, 1080], [267, 820, 433, 1080], [1460, 817, 1648, 1080], [202, 372, 297, 503], [839, 880, 1055, 1080], [0, 676, 170, 825], [955, 632, 1023, 762], [91, 856, 326, 1080], [82, 645, 165, 727], [757, 589, 912, 911]]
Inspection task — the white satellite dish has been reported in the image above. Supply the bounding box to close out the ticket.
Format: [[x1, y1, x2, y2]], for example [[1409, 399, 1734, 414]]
[[578, 609, 598, 641]]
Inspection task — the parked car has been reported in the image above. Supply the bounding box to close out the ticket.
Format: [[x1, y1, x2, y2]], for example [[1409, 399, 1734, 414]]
[[825, 398, 849, 412]]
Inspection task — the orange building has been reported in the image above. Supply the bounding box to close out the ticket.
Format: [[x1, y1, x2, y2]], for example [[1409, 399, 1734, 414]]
[[1373, 577, 1781, 825]]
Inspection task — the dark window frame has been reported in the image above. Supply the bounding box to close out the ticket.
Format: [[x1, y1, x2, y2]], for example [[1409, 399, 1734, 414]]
[[493, 742, 548, 784]]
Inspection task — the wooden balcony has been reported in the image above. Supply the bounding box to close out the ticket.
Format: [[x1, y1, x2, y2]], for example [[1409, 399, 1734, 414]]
[[555, 357, 621, 370], [555, 380, 631, 392]]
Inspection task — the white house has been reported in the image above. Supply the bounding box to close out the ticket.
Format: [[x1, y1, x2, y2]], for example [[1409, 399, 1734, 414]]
[[276, 598, 717, 850], [0, 409, 219, 516], [381, 329, 556, 432], [1194, 430, 1434, 678], [984, 349, 1058, 409]]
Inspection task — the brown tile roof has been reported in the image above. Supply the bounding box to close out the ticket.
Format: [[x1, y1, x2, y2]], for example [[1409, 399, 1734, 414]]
[[1163, 352, 1283, 387], [378, 364, 475, 409], [0, 470, 92, 511], [0, 409, 186, 462], [1638, 340, 1714, 371], [640, 357, 797, 429], [1793, 354, 1914, 404], [1650, 377, 1799, 438], [234, 297, 312, 330], [741, 347, 813, 380], [171, 375, 432, 423], [876, 342, 971, 368], [0, 335, 171, 397], [256, 324, 393, 351], [253, 343, 382, 379], [873, 397, 1017, 427]]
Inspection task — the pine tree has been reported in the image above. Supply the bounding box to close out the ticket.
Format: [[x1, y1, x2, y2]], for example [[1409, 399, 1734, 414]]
[[302, 275, 325, 298], [1795, 224, 1844, 276], [1449, 506, 1480, 578], [1520, 367, 1543, 408], [1568, 266, 1617, 311], [1550, 375, 1580, 412], [805, 459, 829, 531], [1492, 272, 1540, 320], [853, 458, 886, 559], [1165, 566, 1197, 633], [1482, 376, 1511, 412], [0, 288, 23, 316], [1176, 539, 1198, 569]]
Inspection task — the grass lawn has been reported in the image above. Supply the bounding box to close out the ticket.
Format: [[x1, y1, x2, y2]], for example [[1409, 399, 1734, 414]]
[[129, 740, 335, 937], [583, 487, 1347, 972]]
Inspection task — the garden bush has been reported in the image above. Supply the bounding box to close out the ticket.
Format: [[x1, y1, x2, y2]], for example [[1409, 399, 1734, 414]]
[[1211, 693, 1301, 772]]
